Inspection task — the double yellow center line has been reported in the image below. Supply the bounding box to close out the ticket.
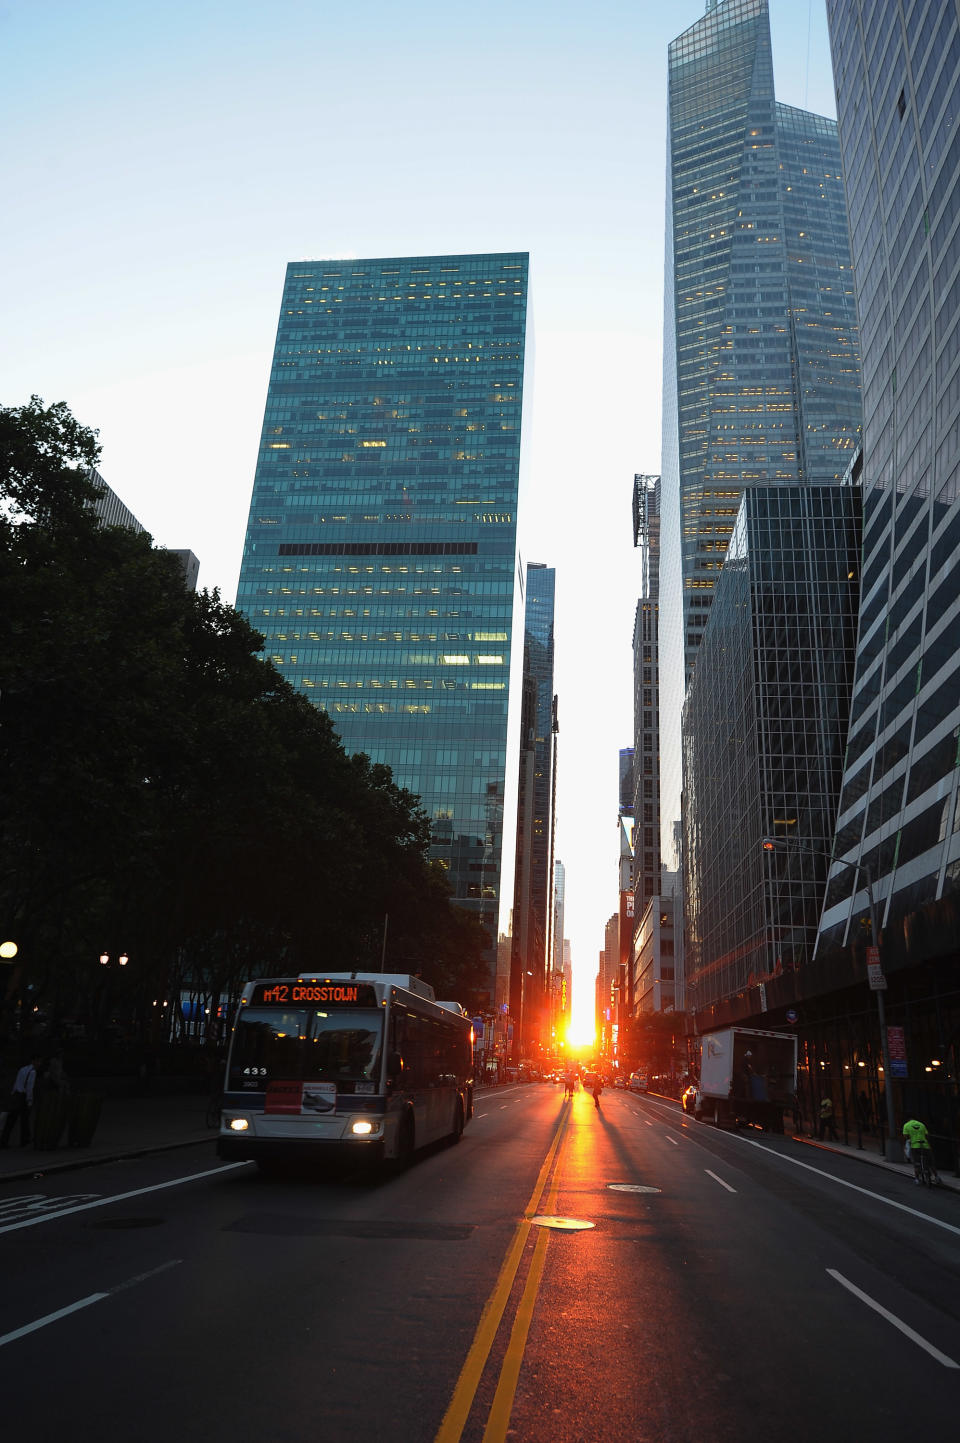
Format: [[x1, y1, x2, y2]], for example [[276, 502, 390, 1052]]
[[434, 1103, 572, 1443]]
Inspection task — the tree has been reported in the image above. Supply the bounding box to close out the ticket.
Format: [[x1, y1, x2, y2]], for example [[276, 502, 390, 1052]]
[[0, 397, 480, 1043]]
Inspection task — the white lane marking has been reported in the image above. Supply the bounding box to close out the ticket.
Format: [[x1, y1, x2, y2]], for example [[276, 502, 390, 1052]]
[[665, 1136, 680, 1146], [499, 1105, 509, 1110], [0, 1293, 107, 1347], [705, 1169, 737, 1193], [0, 1163, 248, 1236], [644, 1120, 653, 1127], [729, 1135, 960, 1238], [476, 1113, 488, 1119], [637, 1095, 960, 1239], [827, 1269, 959, 1368], [109, 1258, 182, 1294], [0, 1259, 183, 1349], [0, 1194, 101, 1225]]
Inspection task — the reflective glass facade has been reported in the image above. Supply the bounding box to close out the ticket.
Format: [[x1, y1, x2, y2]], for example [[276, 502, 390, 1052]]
[[684, 486, 861, 1014], [632, 474, 661, 921], [524, 563, 556, 987], [820, 3, 960, 951], [659, 0, 862, 861], [237, 253, 530, 979]]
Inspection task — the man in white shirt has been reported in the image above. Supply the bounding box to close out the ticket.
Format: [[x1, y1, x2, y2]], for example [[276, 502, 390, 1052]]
[[1, 1055, 41, 1148]]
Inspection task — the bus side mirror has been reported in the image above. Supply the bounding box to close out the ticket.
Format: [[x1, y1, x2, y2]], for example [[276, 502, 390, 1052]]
[[387, 1051, 403, 1079]]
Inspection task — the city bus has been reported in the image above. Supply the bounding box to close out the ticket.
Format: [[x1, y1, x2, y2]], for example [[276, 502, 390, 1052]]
[[216, 972, 474, 1174]]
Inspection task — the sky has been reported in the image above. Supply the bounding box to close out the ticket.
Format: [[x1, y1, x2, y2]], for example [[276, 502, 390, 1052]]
[[1, 0, 836, 1031]]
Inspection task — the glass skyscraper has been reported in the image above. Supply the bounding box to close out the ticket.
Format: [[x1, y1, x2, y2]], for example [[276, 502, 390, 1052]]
[[508, 562, 556, 1052], [684, 485, 861, 1019], [659, 0, 862, 864], [236, 253, 531, 988], [631, 474, 661, 919], [524, 563, 557, 988], [819, 3, 960, 966]]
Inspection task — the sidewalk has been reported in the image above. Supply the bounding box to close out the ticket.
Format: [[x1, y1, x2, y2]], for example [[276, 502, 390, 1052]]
[[0, 1091, 215, 1184]]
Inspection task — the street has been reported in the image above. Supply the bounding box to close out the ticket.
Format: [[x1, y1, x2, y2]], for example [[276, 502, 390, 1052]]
[[1, 1084, 957, 1442]]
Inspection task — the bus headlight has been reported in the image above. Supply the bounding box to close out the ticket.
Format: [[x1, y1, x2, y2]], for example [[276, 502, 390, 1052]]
[[228, 1117, 250, 1132], [351, 1120, 374, 1136]]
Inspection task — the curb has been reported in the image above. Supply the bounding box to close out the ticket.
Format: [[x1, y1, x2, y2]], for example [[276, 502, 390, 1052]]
[[0, 1133, 216, 1185], [790, 1131, 960, 1192]]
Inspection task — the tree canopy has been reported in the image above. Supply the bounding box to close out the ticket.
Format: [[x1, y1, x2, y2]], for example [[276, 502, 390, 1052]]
[[0, 397, 489, 1045]]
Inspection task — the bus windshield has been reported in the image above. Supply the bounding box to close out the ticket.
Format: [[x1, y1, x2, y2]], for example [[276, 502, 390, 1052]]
[[229, 1008, 383, 1092]]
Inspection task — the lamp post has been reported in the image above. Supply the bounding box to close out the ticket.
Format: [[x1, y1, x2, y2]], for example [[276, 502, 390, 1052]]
[[762, 838, 900, 1160]]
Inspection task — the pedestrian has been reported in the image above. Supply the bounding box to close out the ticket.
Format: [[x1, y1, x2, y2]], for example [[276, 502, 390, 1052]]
[[0, 1054, 42, 1148], [564, 1071, 575, 1099], [592, 1075, 603, 1111], [818, 1094, 838, 1141], [902, 1117, 940, 1185]]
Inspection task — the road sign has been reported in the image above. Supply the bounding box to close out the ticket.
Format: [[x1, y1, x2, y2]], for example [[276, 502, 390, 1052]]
[[887, 1025, 908, 1079], [865, 945, 886, 990]]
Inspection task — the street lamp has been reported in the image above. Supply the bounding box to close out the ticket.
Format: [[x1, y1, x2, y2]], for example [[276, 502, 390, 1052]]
[[762, 837, 900, 1160]]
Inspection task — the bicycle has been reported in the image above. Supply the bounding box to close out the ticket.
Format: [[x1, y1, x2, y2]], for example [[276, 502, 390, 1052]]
[[913, 1147, 938, 1187]]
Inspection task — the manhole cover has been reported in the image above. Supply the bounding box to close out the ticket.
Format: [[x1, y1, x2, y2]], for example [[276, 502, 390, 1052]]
[[528, 1215, 595, 1231], [91, 1217, 165, 1229], [607, 1184, 662, 1194]]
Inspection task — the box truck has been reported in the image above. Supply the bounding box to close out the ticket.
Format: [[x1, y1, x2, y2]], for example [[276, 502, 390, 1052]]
[[695, 1026, 797, 1132]]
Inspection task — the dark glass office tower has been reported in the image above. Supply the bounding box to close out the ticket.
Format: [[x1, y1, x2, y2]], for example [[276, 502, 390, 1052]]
[[659, 0, 862, 859], [237, 253, 530, 986], [509, 563, 556, 1054], [818, 4, 960, 970], [684, 485, 861, 1017], [524, 563, 557, 987]]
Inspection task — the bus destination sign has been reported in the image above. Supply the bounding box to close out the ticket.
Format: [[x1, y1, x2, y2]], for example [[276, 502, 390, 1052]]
[[250, 981, 378, 1007]]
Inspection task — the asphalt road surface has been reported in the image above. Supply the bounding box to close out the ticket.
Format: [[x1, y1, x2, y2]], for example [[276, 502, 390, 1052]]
[[1, 1084, 957, 1442]]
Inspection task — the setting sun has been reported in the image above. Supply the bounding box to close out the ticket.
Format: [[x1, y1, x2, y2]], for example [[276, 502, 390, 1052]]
[[565, 967, 596, 1050]]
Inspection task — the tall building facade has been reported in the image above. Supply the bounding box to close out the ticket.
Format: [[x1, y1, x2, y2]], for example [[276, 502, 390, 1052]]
[[632, 473, 662, 921], [552, 858, 566, 977], [684, 485, 862, 1022], [659, 0, 862, 867], [819, 3, 960, 985], [552, 858, 568, 1031], [237, 253, 531, 989], [524, 563, 557, 996], [509, 563, 557, 1052]]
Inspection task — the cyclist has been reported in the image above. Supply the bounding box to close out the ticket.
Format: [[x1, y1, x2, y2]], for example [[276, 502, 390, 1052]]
[[902, 1116, 939, 1185]]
